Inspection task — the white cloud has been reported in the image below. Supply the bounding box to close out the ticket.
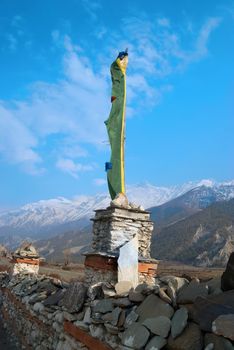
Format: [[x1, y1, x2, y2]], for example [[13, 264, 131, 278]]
[[0, 15, 221, 176], [56, 158, 93, 178], [0, 105, 42, 174], [93, 178, 106, 186], [158, 17, 170, 27], [81, 0, 102, 20], [5, 33, 17, 51]]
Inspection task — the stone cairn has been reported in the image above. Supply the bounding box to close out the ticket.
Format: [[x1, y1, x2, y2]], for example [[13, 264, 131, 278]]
[[84, 200, 158, 287], [11, 242, 40, 276]]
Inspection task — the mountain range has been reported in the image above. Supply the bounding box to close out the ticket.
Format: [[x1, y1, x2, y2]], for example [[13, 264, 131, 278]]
[[0, 179, 234, 266]]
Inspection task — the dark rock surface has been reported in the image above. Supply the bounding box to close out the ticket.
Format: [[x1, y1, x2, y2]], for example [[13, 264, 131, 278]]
[[193, 290, 234, 332], [221, 252, 234, 291]]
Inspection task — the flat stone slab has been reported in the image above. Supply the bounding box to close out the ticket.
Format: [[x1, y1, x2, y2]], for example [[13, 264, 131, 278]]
[[212, 314, 234, 341], [93, 299, 114, 313], [115, 281, 133, 296], [118, 236, 138, 288], [193, 290, 234, 332], [136, 294, 174, 323], [43, 289, 65, 306], [60, 282, 87, 313], [171, 307, 188, 339], [121, 322, 150, 349], [143, 316, 171, 337], [204, 333, 234, 350], [167, 322, 203, 350], [145, 336, 167, 350]]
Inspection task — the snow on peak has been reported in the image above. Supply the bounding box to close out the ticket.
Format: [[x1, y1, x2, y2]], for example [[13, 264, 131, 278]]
[[0, 179, 233, 231]]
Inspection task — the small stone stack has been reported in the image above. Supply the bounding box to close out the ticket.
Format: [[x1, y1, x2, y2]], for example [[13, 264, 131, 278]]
[[11, 242, 40, 276], [84, 205, 158, 287]]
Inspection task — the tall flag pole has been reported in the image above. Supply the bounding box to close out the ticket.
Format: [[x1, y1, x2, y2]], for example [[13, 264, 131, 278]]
[[105, 49, 128, 200]]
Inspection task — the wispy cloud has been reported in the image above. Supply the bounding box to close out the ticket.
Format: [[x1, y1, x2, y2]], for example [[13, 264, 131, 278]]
[[81, 0, 102, 21], [93, 178, 106, 186], [0, 14, 221, 176], [56, 158, 93, 178]]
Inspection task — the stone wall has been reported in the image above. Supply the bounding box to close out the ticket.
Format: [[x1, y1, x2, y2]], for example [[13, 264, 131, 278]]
[[1, 269, 234, 350], [92, 207, 153, 258]]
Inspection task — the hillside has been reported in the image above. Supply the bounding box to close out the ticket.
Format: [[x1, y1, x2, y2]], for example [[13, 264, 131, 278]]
[[150, 183, 234, 228], [1, 180, 227, 247], [151, 199, 234, 267]]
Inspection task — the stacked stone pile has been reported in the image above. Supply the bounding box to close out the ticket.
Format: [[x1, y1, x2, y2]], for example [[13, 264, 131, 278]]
[[12, 243, 40, 275], [1, 255, 234, 350]]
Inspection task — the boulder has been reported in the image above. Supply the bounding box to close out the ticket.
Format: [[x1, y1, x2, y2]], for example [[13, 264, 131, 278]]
[[143, 316, 171, 337], [145, 336, 167, 350], [93, 299, 114, 313], [136, 294, 174, 323], [171, 307, 188, 339], [204, 333, 234, 350], [212, 314, 234, 341], [167, 322, 203, 350], [177, 279, 209, 304], [124, 309, 139, 328], [193, 290, 234, 332], [60, 282, 87, 313], [121, 322, 150, 349], [128, 290, 145, 303], [115, 281, 133, 296], [221, 253, 234, 291], [43, 289, 65, 306]]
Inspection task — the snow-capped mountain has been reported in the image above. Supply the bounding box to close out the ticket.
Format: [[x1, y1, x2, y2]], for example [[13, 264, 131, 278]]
[[0, 180, 233, 241]]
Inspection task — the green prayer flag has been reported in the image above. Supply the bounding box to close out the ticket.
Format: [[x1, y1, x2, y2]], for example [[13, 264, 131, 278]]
[[105, 51, 128, 200]]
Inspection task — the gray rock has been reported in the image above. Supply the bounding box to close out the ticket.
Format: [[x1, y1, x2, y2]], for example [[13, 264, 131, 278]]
[[89, 324, 105, 340], [159, 276, 189, 292], [104, 323, 119, 335], [74, 321, 89, 331], [93, 299, 114, 313], [63, 311, 77, 322], [43, 289, 65, 306], [159, 288, 172, 304], [212, 314, 234, 341], [87, 282, 104, 301], [102, 284, 116, 297], [177, 279, 208, 304], [83, 307, 91, 324], [33, 302, 45, 313], [121, 323, 150, 349], [135, 283, 159, 295], [171, 307, 188, 339], [115, 281, 133, 296], [60, 282, 87, 313], [193, 290, 234, 332], [143, 316, 171, 337], [113, 297, 132, 308], [111, 307, 122, 326], [136, 294, 174, 323], [124, 310, 139, 328], [204, 333, 234, 350], [145, 336, 167, 350], [128, 290, 145, 303], [167, 322, 203, 350]]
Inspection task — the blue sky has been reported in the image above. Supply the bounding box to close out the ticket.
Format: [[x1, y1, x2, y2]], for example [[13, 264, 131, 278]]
[[0, 0, 233, 208]]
